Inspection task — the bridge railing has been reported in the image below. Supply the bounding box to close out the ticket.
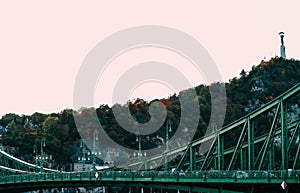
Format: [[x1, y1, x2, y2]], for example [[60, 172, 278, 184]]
[[0, 170, 299, 185]]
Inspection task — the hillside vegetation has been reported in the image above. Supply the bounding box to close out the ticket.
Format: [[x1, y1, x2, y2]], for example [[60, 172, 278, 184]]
[[0, 57, 299, 170]]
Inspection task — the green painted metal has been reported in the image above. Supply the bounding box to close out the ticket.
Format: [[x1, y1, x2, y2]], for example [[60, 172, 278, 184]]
[[293, 122, 300, 170], [213, 151, 217, 170], [154, 156, 164, 171], [257, 103, 280, 170], [240, 148, 247, 170], [189, 120, 300, 171], [280, 99, 288, 171], [0, 83, 299, 192], [293, 141, 300, 170], [175, 146, 189, 170], [227, 121, 247, 170], [248, 117, 254, 170], [288, 122, 299, 151], [0, 150, 57, 174], [217, 133, 224, 170], [129, 119, 299, 171], [164, 152, 168, 171], [189, 145, 193, 171], [269, 140, 275, 170], [200, 137, 217, 170], [0, 170, 299, 192], [126, 83, 300, 171]]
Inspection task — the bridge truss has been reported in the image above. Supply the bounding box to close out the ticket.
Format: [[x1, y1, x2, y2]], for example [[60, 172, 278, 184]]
[[0, 149, 57, 176], [0, 83, 299, 192], [126, 83, 300, 172]]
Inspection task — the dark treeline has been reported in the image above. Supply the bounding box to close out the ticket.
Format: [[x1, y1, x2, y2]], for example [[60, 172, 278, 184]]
[[0, 57, 299, 170]]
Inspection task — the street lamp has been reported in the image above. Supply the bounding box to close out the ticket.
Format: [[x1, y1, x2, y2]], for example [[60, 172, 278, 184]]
[[133, 151, 147, 158], [78, 139, 90, 171], [33, 138, 48, 173], [33, 144, 38, 166], [137, 132, 142, 157], [165, 120, 172, 152], [91, 130, 101, 171], [134, 130, 146, 160], [78, 133, 101, 171], [164, 120, 172, 171]]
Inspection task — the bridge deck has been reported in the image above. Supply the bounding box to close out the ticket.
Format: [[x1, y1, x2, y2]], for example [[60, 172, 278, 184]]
[[0, 170, 299, 192], [0, 170, 300, 185]]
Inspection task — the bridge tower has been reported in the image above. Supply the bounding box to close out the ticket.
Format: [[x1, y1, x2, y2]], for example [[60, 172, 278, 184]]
[[279, 32, 286, 58]]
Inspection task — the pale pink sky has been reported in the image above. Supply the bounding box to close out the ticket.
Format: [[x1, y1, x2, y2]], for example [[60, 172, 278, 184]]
[[0, 1, 300, 116]]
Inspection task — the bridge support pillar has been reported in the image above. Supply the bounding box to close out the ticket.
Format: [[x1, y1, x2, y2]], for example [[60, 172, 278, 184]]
[[281, 99, 288, 171], [269, 142, 275, 170], [240, 148, 247, 170], [164, 153, 168, 171], [217, 134, 224, 170], [247, 118, 254, 170], [189, 145, 196, 171], [293, 124, 300, 169]]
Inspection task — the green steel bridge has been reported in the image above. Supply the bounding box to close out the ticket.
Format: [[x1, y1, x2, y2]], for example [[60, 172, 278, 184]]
[[0, 82, 300, 192], [0, 170, 299, 193]]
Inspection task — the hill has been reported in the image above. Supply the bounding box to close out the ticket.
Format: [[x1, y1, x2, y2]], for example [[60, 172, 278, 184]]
[[0, 57, 299, 170]]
